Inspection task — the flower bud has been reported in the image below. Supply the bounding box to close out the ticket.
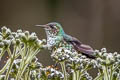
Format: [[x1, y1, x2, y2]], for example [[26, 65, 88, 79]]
[[98, 52, 103, 56], [28, 36, 37, 42], [3, 40, 11, 48], [6, 28, 11, 35], [12, 32, 17, 37], [117, 54, 120, 60], [31, 32, 36, 36], [16, 39, 21, 45], [24, 31, 29, 36], [0, 42, 4, 48], [101, 48, 107, 53], [18, 33, 27, 42], [17, 29, 22, 33], [102, 53, 107, 59], [101, 60, 106, 65], [113, 52, 118, 56], [1, 26, 7, 34], [97, 58, 103, 64], [7, 35, 14, 40]]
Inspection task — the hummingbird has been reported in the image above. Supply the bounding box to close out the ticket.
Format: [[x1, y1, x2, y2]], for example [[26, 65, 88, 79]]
[[36, 22, 95, 59]]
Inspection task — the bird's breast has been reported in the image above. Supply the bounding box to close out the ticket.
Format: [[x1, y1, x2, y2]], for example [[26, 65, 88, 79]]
[[47, 37, 57, 48]]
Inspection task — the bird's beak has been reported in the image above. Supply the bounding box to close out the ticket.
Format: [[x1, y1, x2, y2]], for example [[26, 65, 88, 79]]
[[35, 24, 48, 28]]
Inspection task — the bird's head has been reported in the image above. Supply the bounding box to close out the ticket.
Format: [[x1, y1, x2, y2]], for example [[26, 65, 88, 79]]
[[36, 22, 65, 36]]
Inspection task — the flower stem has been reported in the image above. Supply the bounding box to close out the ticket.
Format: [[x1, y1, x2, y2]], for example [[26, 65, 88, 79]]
[[103, 66, 109, 80], [16, 47, 40, 80], [60, 62, 67, 80], [76, 71, 80, 80], [0, 49, 6, 60], [94, 73, 103, 80], [5, 47, 16, 80], [0, 59, 10, 74], [72, 72, 76, 80], [110, 65, 113, 80]]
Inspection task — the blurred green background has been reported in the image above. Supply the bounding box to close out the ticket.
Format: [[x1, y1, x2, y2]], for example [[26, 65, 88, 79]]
[[0, 0, 120, 77]]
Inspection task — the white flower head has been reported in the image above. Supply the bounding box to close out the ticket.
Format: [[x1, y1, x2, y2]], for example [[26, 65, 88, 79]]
[[17, 29, 22, 33], [31, 32, 36, 36], [107, 53, 113, 59], [101, 48, 107, 53]]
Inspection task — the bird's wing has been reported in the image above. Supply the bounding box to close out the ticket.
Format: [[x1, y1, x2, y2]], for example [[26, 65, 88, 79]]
[[63, 34, 95, 58], [63, 34, 82, 45]]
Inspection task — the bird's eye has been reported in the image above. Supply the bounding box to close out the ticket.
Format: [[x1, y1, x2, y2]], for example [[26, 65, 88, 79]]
[[49, 25, 54, 29]]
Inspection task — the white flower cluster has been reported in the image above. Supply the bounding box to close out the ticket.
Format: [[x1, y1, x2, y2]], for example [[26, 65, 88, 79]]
[[51, 46, 120, 80], [51, 44, 95, 79], [40, 66, 64, 79], [0, 27, 46, 50], [10, 57, 43, 79], [51, 46, 77, 62], [0, 26, 46, 80], [94, 48, 120, 80], [95, 48, 120, 67]]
